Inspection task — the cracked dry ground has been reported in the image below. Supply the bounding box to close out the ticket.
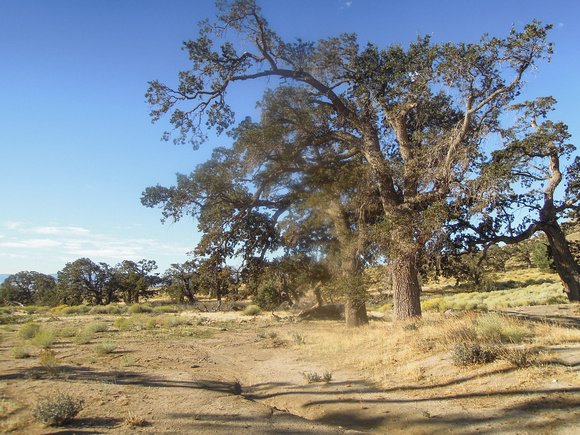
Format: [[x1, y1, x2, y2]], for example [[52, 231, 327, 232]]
[[1, 311, 580, 434]]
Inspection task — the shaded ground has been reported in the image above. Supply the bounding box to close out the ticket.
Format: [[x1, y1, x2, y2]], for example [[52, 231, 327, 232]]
[[1, 306, 580, 434]]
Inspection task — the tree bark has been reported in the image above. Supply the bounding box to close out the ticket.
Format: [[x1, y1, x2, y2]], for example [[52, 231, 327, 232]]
[[392, 253, 422, 321], [542, 223, 580, 302], [345, 297, 369, 327]]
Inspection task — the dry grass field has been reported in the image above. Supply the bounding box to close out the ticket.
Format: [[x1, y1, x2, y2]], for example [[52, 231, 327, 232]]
[[1, 271, 580, 433]]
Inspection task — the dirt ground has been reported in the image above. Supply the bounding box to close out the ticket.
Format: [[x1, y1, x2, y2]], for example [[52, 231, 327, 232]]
[[1, 305, 580, 434]]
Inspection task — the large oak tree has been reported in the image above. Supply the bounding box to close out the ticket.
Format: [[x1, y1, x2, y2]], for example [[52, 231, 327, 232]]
[[145, 0, 554, 320]]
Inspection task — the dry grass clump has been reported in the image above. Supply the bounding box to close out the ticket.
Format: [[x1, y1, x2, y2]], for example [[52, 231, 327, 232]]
[[114, 315, 157, 331], [161, 315, 191, 328]]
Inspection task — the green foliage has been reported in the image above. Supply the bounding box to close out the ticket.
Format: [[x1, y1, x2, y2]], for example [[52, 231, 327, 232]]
[[531, 242, 556, 273], [252, 280, 283, 310], [476, 313, 530, 343], [243, 305, 261, 316], [33, 393, 83, 426], [303, 371, 333, 383], [0, 271, 57, 306], [422, 282, 567, 312], [452, 342, 497, 366]]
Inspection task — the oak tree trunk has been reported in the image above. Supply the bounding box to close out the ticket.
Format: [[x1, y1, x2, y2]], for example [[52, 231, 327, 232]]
[[392, 253, 422, 321], [543, 223, 580, 302], [345, 297, 369, 327]]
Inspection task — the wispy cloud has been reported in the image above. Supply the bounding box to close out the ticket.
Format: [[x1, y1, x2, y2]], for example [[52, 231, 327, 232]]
[[0, 222, 192, 273]]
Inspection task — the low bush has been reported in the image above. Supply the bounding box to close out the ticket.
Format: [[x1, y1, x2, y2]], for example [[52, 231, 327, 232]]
[[30, 329, 57, 348], [86, 322, 109, 333], [128, 303, 153, 314], [243, 305, 261, 316], [39, 349, 60, 374], [452, 342, 497, 366], [18, 322, 41, 339], [73, 328, 94, 345], [12, 345, 33, 359], [94, 341, 117, 355], [32, 393, 83, 426], [162, 315, 190, 327]]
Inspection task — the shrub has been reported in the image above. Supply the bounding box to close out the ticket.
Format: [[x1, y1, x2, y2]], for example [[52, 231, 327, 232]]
[[39, 349, 60, 374], [498, 346, 537, 368], [452, 342, 497, 366], [89, 305, 123, 315], [86, 322, 109, 333], [59, 326, 78, 338], [162, 315, 190, 327], [30, 330, 57, 348], [94, 341, 117, 355], [12, 345, 33, 359], [32, 393, 83, 426], [128, 303, 153, 314], [303, 372, 332, 383], [0, 314, 20, 325], [73, 328, 94, 345], [18, 322, 41, 339], [243, 305, 261, 316]]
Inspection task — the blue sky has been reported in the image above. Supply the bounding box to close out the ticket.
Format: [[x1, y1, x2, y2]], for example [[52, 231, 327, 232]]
[[1, 0, 579, 275]]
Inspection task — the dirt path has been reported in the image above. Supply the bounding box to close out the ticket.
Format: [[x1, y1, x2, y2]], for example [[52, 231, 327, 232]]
[[1, 312, 580, 433]]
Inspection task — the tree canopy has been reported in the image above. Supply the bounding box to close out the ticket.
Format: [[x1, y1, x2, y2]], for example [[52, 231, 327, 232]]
[[143, 0, 567, 321]]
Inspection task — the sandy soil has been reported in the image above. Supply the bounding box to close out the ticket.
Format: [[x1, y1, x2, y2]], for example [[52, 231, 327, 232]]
[[1, 306, 580, 434]]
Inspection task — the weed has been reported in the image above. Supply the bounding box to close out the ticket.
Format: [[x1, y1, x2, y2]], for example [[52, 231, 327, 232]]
[[499, 346, 538, 368], [292, 332, 307, 345], [32, 393, 83, 426], [452, 342, 497, 366], [94, 341, 117, 355], [323, 371, 333, 383], [120, 355, 136, 367], [268, 331, 278, 339], [243, 305, 261, 316], [18, 322, 40, 339], [125, 411, 146, 427], [303, 372, 323, 383]]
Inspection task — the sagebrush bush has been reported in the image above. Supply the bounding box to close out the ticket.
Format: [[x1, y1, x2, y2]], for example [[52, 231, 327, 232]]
[[59, 326, 78, 338], [86, 322, 108, 333], [162, 315, 190, 327], [18, 322, 41, 339], [12, 345, 33, 359], [94, 341, 117, 355], [452, 342, 497, 366], [243, 305, 261, 316], [128, 303, 153, 314], [89, 305, 123, 315], [30, 329, 57, 348], [33, 393, 83, 426], [73, 328, 94, 345]]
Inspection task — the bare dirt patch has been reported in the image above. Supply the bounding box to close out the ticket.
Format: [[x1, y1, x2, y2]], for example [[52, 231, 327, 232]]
[[1, 306, 580, 434]]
